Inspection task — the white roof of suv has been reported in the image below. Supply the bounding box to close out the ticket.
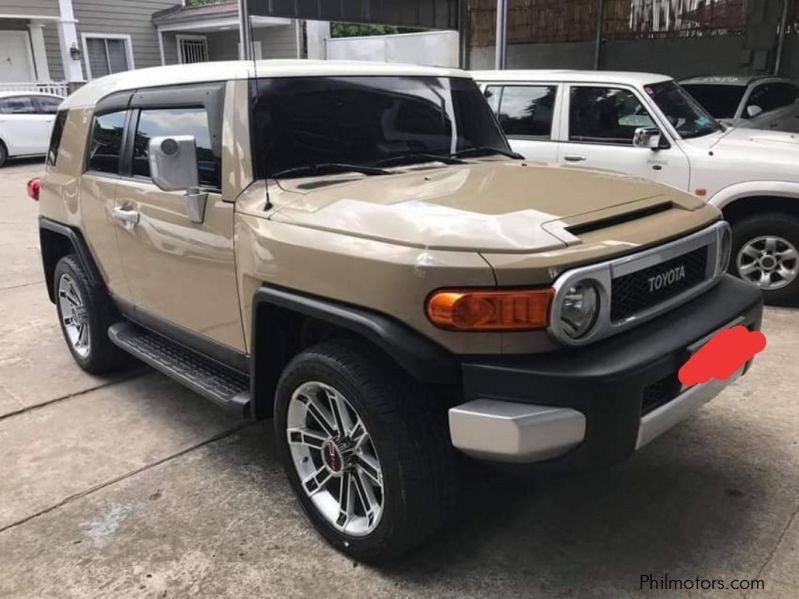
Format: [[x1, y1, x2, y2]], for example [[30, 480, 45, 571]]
[[471, 69, 673, 86], [61, 60, 469, 110]]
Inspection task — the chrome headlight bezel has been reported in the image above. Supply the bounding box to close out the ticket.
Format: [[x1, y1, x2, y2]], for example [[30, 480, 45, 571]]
[[547, 222, 728, 347]]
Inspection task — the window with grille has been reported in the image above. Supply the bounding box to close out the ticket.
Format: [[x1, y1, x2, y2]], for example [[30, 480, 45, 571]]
[[84, 36, 132, 79], [178, 37, 209, 64]]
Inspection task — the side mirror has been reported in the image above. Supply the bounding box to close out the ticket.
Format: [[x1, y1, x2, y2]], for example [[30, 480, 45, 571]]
[[746, 105, 763, 118], [633, 127, 662, 150], [148, 136, 207, 224]]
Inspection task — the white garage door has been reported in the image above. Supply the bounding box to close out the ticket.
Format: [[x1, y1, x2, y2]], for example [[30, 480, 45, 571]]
[[0, 31, 34, 82]]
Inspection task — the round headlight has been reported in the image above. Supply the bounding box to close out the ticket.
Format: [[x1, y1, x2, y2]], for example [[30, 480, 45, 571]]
[[560, 280, 600, 339]]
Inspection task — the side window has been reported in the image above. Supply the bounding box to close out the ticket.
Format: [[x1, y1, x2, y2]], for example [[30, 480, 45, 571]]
[[484, 86, 501, 113], [746, 83, 799, 116], [47, 110, 68, 167], [570, 86, 656, 145], [132, 108, 219, 190], [35, 96, 63, 115], [87, 111, 126, 174], [495, 85, 557, 138], [0, 96, 36, 114]]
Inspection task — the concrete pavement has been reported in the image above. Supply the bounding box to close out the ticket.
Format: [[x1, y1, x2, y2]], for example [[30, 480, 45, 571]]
[[0, 160, 797, 598]]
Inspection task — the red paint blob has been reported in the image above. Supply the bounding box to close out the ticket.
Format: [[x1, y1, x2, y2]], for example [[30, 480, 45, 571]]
[[678, 325, 766, 387]]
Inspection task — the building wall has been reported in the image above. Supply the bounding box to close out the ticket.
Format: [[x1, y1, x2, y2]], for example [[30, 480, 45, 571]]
[[0, 1, 60, 18], [470, 35, 799, 81], [39, 0, 174, 81], [162, 23, 300, 66]]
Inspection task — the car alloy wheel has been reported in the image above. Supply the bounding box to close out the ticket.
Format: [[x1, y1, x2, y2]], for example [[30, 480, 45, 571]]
[[286, 381, 384, 537], [57, 272, 91, 358], [736, 235, 799, 291]]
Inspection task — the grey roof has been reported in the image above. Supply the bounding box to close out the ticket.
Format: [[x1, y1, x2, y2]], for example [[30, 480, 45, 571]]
[[152, 1, 238, 27]]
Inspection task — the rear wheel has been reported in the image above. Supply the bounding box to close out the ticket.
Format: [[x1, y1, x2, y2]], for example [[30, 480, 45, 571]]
[[0, 141, 8, 168], [274, 340, 457, 562], [730, 213, 799, 306], [54, 255, 128, 374]]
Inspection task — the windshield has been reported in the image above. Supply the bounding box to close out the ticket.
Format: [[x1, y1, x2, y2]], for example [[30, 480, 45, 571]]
[[251, 76, 509, 179], [645, 81, 723, 139], [680, 84, 746, 119]]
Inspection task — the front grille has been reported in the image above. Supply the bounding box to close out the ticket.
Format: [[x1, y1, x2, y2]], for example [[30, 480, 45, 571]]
[[611, 246, 709, 322], [642, 373, 681, 416]]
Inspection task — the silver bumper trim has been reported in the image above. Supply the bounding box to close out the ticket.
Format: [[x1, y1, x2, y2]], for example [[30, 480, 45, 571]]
[[636, 367, 744, 449], [448, 400, 586, 463]]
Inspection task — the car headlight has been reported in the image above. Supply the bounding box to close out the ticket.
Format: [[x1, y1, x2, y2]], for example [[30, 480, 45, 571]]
[[560, 280, 600, 339]]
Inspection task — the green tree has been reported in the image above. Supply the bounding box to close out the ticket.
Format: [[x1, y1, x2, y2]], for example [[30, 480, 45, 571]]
[[331, 23, 421, 38]]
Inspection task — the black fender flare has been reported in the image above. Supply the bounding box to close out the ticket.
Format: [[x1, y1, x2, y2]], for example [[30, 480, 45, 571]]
[[250, 285, 461, 417], [39, 217, 105, 301]]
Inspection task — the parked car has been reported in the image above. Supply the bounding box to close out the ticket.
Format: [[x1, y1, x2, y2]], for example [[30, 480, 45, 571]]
[[680, 75, 799, 132], [473, 70, 799, 305], [0, 92, 64, 167], [35, 61, 762, 561]]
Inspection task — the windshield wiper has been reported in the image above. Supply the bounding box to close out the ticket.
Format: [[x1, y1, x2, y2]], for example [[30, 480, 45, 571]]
[[452, 146, 524, 160], [271, 163, 390, 179], [375, 153, 466, 167]]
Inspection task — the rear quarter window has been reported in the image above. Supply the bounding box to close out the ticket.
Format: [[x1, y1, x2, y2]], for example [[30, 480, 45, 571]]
[[47, 110, 68, 167]]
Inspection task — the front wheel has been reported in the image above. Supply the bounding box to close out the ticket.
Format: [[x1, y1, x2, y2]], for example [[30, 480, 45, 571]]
[[730, 213, 799, 306], [274, 340, 457, 562]]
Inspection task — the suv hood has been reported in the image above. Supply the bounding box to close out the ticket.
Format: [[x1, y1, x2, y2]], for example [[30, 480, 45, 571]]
[[699, 127, 799, 153], [268, 162, 706, 253]]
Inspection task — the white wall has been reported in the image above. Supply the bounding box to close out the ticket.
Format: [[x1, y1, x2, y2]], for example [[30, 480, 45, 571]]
[[327, 30, 459, 68]]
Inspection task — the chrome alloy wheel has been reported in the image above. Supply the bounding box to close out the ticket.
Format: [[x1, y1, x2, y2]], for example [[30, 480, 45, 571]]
[[736, 235, 799, 291], [58, 273, 90, 358], [286, 381, 384, 537]]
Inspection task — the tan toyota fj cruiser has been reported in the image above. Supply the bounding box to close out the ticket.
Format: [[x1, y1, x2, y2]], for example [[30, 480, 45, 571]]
[[36, 60, 763, 561]]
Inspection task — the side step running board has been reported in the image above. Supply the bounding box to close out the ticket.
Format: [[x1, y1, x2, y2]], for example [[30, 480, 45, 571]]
[[109, 321, 251, 417]]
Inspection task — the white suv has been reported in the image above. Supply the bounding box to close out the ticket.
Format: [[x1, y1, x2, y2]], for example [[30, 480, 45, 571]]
[[473, 70, 799, 304]]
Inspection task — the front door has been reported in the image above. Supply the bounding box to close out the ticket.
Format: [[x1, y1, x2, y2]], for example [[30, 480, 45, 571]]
[[0, 31, 34, 82], [113, 98, 245, 353], [558, 84, 691, 190]]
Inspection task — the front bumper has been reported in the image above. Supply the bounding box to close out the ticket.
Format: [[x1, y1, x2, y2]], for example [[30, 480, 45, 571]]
[[449, 276, 763, 468]]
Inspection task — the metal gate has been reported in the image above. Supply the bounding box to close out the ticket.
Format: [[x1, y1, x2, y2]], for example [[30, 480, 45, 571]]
[[178, 36, 209, 64]]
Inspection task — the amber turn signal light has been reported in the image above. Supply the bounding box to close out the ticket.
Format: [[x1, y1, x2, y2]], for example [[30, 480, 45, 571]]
[[427, 289, 554, 331]]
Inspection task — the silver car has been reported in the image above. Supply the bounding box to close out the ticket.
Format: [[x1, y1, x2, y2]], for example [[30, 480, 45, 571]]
[[681, 75, 799, 133]]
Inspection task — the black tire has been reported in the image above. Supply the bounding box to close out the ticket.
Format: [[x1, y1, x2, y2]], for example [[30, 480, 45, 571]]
[[53, 254, 128, 374], [730, 213, 799, 306], [274, 339, 458, 562], [0, 141, 7, 168]]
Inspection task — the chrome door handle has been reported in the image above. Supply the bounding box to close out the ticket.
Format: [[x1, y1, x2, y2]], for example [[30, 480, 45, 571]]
[[112, 207, 140, 225], [564, 155, 587, 163]]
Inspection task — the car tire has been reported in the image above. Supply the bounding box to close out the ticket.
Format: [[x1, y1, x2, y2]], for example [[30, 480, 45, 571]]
[[0, 141, 8, 168], [730, 213, 799, 306], [54, 254, 128, 374], [274, 339, 458, 562]]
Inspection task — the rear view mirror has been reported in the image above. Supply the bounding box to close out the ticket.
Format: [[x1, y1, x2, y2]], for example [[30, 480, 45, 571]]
[[633, 127, 662, 150], [746, 105, 764, 118], [148, 136, 199, 192], [148, 136, 207, 224]]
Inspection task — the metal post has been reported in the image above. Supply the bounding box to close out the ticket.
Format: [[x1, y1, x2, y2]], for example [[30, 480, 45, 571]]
[[495, 0, 508, 70], [238, 0, 253, 60], [594, 0, 605, 70], [774, 0, 790, 75]]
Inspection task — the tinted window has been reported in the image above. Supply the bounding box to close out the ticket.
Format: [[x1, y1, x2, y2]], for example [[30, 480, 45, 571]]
[[489, 85, 556, 138], [0, 96, 36, 114], [251, 76, 509, 178], [680, 84, 745, 119], [132, 108, 219, 190], [47, 110, 68, 167], [88, 111, 126, 174], [570, 86, 656, 145], [746, 83, 799, 117], [35, 96, 63, 114]]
